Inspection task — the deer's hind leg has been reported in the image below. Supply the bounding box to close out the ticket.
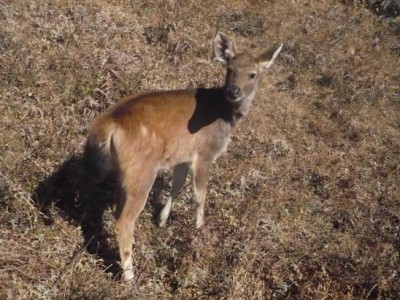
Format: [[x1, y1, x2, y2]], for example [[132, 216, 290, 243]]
[[114, 163, 157, 282]]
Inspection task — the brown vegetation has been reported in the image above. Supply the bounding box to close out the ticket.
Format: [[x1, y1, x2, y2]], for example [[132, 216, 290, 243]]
[[1, 0, 399, 298]]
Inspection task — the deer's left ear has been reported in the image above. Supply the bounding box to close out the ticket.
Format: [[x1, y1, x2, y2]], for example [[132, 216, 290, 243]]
[[258, 44, 283, 70]]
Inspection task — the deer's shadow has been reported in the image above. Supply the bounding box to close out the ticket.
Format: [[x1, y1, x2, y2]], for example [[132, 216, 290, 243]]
[[31, 155, 166, 279]]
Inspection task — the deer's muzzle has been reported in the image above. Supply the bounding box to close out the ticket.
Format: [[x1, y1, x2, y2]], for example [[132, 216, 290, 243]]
[[226, 85, 242, 102]]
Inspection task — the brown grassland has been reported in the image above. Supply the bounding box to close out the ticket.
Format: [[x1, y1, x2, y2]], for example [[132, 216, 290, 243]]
[[1, 0, 399, 299]]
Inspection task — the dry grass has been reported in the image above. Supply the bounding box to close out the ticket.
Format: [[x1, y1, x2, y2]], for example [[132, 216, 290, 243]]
[[1, 0, 399, 298]]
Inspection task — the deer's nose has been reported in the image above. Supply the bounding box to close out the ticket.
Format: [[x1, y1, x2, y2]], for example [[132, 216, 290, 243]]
[[226, 85, 241, 101]]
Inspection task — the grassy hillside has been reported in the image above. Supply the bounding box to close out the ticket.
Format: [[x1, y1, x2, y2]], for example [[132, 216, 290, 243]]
[[1, 0, 399, 298]]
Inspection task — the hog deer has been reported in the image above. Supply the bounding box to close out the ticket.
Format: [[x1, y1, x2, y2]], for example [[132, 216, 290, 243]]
[[84, 32, 282, 281]]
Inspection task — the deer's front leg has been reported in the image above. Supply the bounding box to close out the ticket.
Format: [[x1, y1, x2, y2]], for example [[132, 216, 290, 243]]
[[159, 163, 189, 227], [191, 157, 211, 228]]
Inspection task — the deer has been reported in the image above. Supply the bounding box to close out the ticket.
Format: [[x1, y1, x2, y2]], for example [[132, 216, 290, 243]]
[[83, 32, 282, 281]]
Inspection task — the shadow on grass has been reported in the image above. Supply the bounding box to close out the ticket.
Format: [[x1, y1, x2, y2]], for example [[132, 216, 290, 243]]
[[31, 155, 167, 280]]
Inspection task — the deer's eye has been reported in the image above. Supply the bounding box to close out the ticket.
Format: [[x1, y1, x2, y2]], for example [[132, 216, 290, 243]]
[[249, 73, 257, 79]]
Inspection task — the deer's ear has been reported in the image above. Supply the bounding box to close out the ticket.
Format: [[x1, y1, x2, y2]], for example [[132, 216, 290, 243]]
[[214, 32, 236, 62], [258, 44, 283, 70]]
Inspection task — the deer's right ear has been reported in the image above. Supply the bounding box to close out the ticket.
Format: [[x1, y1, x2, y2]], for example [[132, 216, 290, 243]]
[[214, 32, 235, 62]]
